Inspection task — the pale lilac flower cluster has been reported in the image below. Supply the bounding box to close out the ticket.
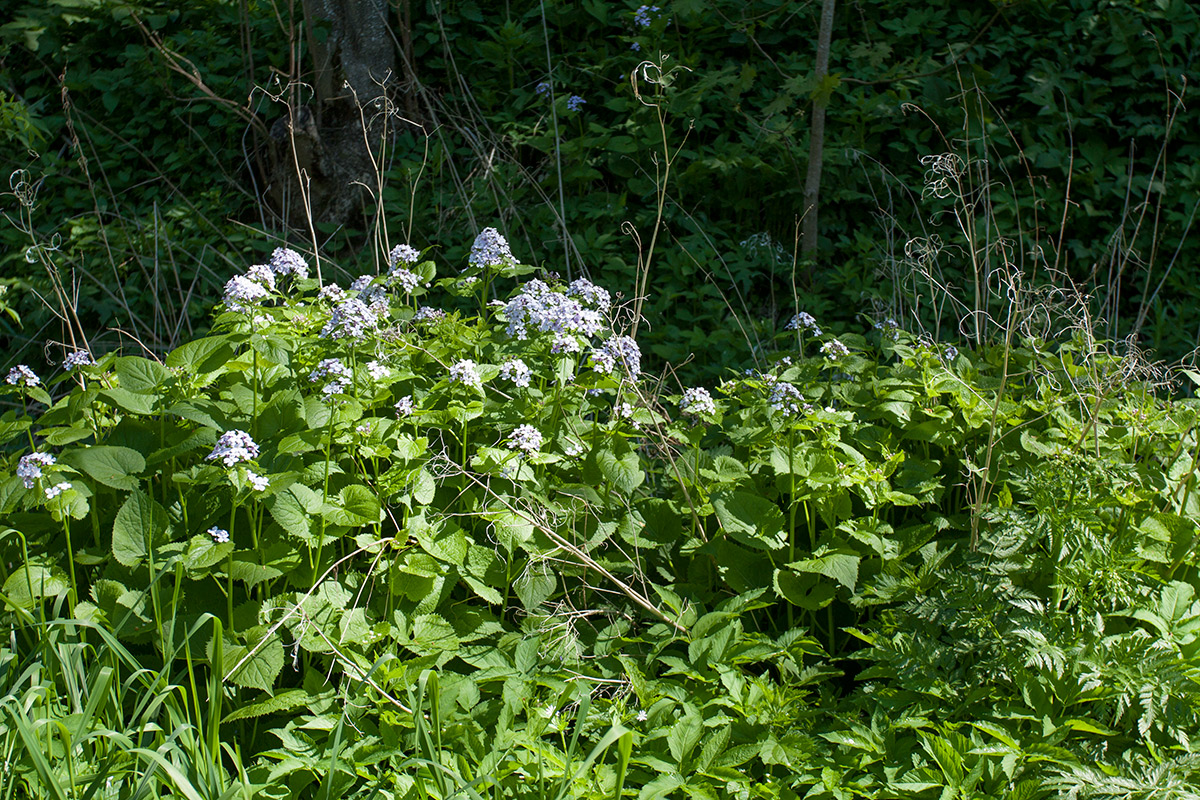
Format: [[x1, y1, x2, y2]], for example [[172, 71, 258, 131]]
[[450, 359, 482, 389], [503, 280, 605, 352], [680, 387, 715, 418], [223, 274, 270, 313], [6, 365, 40, 386], [246, 471, 270, 492], [321, 297, 379, 340], [44, 482, 72, 500], [394, 396, 414, 416], [821, 339, 850, 359], [318, 284, 346, 304], [874, 317, 901, 340], [764, 377, 808, 417], [350, 276, 373, 293], [389, 244, 420, 267], [508, 424, 544, 453], [18, 452, 56, 488], [500, 358, 532, 388], [310, 358, 352, 396], [469, 227, 515, 270], [536, 81, 550, 95], [568, 278, 611, 312], [414, 306, 446, 323], [566, 95, 586, 112], [591, 336, 641, 380], [366, 360, 390, 380], [269, 247, 309, 279], [245, 263, 277, 292], [207, 430, 260, 467], [785, 312, 822, 336], [389, 266, 420, 293], [634, 5, 661, 26], [63, 350, 96, 370], [208, 526, 230, 543]]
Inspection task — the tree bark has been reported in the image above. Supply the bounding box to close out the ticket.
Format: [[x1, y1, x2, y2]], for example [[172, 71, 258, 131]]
[[264, 0, 398, 229], [801, 0, 836, 268]]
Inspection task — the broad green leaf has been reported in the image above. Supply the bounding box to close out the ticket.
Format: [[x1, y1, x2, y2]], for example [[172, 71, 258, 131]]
[[515, 568, 555, 610], [323, 484, 382, 527], [267, 489, 315, 543], [166, 335, 234, 374], [586, 442, 644, 494], [3, 563, 69, 609], [112, 490, 168, 567], [786, 550, 860, 591], [667, 708, 703, 766], [114, 356, 169, 392], [219, 629, 284, 692], [99, 387, 157, 416], [61, 445, 145, 490], [222, 689, 312, 723], [712, 489, 786, 550], [409, 613, 459, 656], [183, 535, 233, 571], [774, 569, 837, 611]]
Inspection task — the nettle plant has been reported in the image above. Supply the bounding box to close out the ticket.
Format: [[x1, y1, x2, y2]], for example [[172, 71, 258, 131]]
[[3, 227, 1200, 797]]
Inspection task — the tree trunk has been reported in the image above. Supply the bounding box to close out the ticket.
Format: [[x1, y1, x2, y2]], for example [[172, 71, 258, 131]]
[[800, 0, 837, 269], [264, 0, 398, 229]]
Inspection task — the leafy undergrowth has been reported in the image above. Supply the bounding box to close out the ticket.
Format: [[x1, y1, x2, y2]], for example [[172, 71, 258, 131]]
[[3, 233, 1200, 799]]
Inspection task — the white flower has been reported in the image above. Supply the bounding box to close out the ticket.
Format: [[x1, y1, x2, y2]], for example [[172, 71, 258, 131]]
[[413, 306, 445, 322], [499, 358, 532, 388], [6, 365, 40, 386], [680, 387, 715, 418], [309, 358, 352, 396], [785, 311, 821, 336], [821, 339, 850, 359], [206, 430, 260, 467], [388, 244, 420, 267], [246, 471, 269, 492], [395, 395, 414, 416], [18, 452, 56, 488], [318, 284, 345, 303], [244, 263, 277, 292], [44, 482, 72, 500], [636, 710, 648, 722], [508, 424, 543, 453], [388, 266, 420, 293], [502, 279, 605, 346], [269, 247, 309, 279], [366, 360, 390, 380], [223, 274, 269, 312], [764, 376, 809, 417], [567, 278, 611, 311], [321, 297, 379, 341], [208, 526, 230, 543], [468, 227, 515, 270], [63, 350, 96, 370], [355, 423, 371, 435], [591, 336, 641, 380], [449, 359, 482, 389]]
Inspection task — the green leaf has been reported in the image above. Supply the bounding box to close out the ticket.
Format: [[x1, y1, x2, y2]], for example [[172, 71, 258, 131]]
[[222, 689, 313, 723], [219, 629, 285, 692], [3, 563, 69, 609], [323, 484, 382, 527], [667, 708, 703, 766], [61, 445, 146, 490], [183, 535, 233, 572], [112, 490, 168, 568], [114, 356, 170, 392], [586, 442, 644, 494], [712, 489, 787, 550], [786, 550, 860, 591], [774, 569, 837, 610], [166, 335, 234, 374], [99, 387, 157, 416]]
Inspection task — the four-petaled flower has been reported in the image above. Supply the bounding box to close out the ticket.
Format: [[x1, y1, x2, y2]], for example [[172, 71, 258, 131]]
[[6, 365, 40, 386], [207, 430, 260, 467], [208, 526, 231, 543], [508, 424, 543, 453]]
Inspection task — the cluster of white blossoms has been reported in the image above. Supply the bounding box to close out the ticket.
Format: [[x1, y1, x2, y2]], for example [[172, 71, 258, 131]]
[[785, 311, 822, 336], [680, 387, 715, 418], [206, 430, 260, 467], [499, 358, 532, 388], [567, 278, 611, 312], [6, 365, 40, 386], [388, 244, 421, 292], [502, 279, 605, 353], [449, 359, 482, 389], [413, 306, 446, 323], [821, 339, 850, 360], [763, 376, 810, 417], [310, 358, 352, 397], [507, 424, 544, 453], [18, 452, 56, 488], [208, 526, 230, 543], [318, 284, 346, 304], [269, 247, 309, 279], [44, 481, 72, 500], [394, 395, 414, 416], [366, 360, 390, 380], [591, 336, 642, 380], [63, 350, 96, 370], [321, 297, 380, 341], [222, 248, 308, 314], [468, 227, 515, 270], [245, 471, 269, 492]]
